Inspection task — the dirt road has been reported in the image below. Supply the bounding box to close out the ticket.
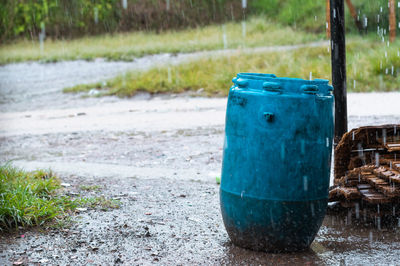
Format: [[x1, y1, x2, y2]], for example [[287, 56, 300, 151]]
[[1, 57, 400, 265]]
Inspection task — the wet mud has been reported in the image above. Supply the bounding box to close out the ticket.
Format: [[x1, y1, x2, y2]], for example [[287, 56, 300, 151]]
[[1, 59, 400, 265]]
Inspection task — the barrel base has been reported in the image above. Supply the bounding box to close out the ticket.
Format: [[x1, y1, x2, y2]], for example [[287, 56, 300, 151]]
[[220, 189, 327, 252]]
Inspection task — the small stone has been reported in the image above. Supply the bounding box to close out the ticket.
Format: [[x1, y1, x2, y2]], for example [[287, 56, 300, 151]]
[[12, 260, 24, 265], [61, 183, 71, 187]]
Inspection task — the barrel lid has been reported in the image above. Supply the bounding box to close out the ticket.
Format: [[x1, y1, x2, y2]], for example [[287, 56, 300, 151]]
[[233, 73, 332, 96]]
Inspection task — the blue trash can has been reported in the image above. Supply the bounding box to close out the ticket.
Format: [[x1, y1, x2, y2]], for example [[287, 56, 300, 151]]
[[220, 73, 334, 252]]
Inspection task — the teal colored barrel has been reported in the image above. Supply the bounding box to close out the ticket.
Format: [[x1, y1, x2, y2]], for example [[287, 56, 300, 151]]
[[220, 73, 334, 252]]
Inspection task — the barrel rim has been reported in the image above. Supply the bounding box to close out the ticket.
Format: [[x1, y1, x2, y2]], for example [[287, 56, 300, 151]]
[[237, 72, 330, 85]]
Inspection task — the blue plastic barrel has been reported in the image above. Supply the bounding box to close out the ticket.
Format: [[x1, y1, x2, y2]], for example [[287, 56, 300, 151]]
[[220, 73, 334, 252]]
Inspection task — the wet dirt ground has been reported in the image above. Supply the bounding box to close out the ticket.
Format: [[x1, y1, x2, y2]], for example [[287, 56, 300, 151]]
[[1, 57, 400, 265]]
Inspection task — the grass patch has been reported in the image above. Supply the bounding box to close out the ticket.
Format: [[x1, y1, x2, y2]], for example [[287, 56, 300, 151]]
[[0, 17, 320, 65], [0, 164, 120, 231], [64, 38, 400, 95], [79, 185, 101, 192], [78, 196, 120, 211], [0, 164, 79, 230]]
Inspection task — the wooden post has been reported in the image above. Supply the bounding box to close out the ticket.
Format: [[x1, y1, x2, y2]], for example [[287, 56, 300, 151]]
[[345, 0, 364, 33], [326, 0, 331, 39], [389, 0, 396, 42], [331, 0, 348, 144]]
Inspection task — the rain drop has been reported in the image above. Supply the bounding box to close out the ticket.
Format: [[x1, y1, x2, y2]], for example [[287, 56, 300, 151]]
[[303, 176, 308, 191], [383, 129, 387, 145], [280, 143, 285, 160], [363, 16, 368, 28], [166, 0, 170, 11], [122, 0, 128, 9], [355, 203, 360, 219], [94, 7, 99, 24], [347, 209, 352, 225], [375, 153, 380, 167], [357, 143, 363, 154], [377, 216, 381, 230], [242, 21, 246, 39], [39, 22, 45, 53], [222, 25, 228, 49], [310, 203, 315, 217], [301, 139, 305, 154], [242, 0, 247, 9]]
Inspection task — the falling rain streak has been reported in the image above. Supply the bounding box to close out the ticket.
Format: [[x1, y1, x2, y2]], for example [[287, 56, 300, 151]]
[[94, 7, 99, 24], [122, 0, 128, 10], [242, 0, 247, 9], [303, 176, 308, 191], [222, 25, 228, 49], [39, 22, 45, 53]]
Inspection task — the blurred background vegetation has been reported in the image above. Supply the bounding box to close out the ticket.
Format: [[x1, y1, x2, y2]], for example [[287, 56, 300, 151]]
[[1, 0, 399, 42], [0, 0, 398, 93]]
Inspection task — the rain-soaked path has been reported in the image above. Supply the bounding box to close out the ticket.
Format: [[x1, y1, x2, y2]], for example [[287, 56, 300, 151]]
[[1, 47, 400, 264]]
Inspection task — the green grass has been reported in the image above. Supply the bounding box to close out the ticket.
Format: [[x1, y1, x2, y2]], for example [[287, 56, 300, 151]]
[[78, 196, 120, 211], [0, 164, 120, 231], [64, 38, 400, 95], [0, 164, 79, 230], [0, 17, 320, 65], [79, 185, 101, 192]]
